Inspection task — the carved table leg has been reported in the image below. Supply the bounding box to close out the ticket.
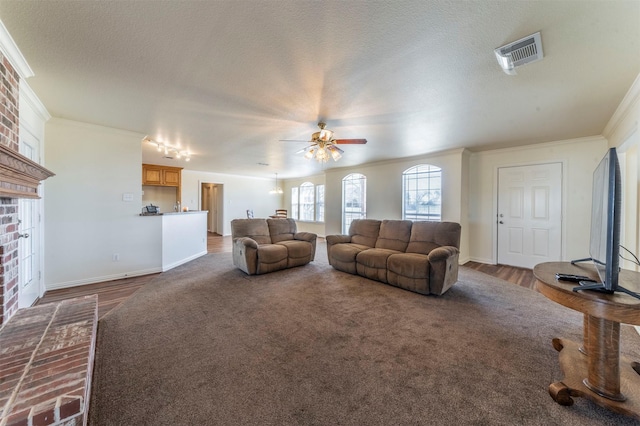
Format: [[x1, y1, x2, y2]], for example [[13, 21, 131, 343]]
[[584, 315, 625, 402], [579, 314, 589, 355], [549, 381, 574, 406]]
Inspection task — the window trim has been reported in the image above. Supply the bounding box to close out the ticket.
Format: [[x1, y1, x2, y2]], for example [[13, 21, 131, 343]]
[[291, 182, 325, 223], [342, 173, 367, 234], [402, 164, 442, 222]]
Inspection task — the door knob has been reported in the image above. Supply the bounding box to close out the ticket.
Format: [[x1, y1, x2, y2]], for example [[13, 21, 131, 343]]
[[499, 221, 504, 224], [18, 233, 29, 239]]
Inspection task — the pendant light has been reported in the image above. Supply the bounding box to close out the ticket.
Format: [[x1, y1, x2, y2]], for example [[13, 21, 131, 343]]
[[269, 173, 283, 194]]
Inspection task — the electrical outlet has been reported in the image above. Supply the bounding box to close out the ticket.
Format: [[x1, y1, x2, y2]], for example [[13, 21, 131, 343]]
[[112, 253, 120, 262]]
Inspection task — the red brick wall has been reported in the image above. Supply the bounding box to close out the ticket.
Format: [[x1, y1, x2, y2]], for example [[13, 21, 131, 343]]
[[0, 52, 21, 326]]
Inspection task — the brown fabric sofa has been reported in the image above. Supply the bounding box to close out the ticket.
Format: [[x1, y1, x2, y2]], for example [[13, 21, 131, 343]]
[[231, 218, 317, 275], [326, 219, 461, 295]]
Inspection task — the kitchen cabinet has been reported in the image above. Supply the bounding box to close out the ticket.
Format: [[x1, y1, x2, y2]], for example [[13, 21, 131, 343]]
[[142, 164, 183, 200]]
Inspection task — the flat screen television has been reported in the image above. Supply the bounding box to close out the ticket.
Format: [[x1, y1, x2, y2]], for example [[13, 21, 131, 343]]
[[572, 147, 639, 299]]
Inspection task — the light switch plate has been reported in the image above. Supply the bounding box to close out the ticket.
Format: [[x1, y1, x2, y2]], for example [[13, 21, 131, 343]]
[[122, 193, 134, 202]]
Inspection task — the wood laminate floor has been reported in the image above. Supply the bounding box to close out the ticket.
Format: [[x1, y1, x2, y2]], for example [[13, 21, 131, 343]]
[[38, 233, 536, 318]]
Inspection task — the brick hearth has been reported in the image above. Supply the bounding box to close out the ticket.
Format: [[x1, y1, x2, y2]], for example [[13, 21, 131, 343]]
[[0, 295, 98, 426]]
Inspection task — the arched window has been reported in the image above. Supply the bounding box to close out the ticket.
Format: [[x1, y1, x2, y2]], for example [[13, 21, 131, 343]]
[[403, 164, 441, 221], [342, 173, 366, 233]]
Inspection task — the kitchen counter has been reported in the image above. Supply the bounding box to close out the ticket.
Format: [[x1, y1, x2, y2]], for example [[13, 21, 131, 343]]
[[139, 210, 208, 271], [140, 210, 205, 216]]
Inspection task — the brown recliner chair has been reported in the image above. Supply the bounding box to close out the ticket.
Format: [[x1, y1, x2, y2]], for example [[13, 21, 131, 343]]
[[231, 218, 316, 275]]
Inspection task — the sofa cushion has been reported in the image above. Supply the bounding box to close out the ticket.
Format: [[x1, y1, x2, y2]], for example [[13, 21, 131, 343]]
[[349, 219, 382, 247], [406, 221, 461, 255], [331, 243, 372, 263], [356, 248, 402, 283], [387, 253, 430, 279], [257, 243, 288, 263], [276, 240, 313, 267], [375, 220, 412, 251], [267, 218, 297, 243], [387, 253, 431, 294], [357, 248, 402, 269], [329, 243, 371, 274], [231, 218, 272, 245]]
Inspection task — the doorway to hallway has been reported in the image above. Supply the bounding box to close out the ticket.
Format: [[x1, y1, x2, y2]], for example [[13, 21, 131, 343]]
[[201, 182, 224, 234]]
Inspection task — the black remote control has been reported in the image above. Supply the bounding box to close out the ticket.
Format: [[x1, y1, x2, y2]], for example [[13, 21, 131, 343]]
[[555, 273, 597, 283]]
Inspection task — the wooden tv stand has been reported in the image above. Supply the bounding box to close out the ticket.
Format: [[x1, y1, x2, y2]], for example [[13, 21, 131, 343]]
[[533, 262, 640, 419]]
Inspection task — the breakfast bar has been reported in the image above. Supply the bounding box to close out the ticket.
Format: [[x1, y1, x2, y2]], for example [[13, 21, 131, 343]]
[[140, 210, 208, 272]]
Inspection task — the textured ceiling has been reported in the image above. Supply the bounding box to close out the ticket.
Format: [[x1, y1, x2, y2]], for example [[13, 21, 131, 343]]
[[0, 1, 639, 178]]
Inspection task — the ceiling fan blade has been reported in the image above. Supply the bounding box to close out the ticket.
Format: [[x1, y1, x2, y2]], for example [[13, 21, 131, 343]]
[[334, 138, 367, 144], [279, 139, 313, 143]]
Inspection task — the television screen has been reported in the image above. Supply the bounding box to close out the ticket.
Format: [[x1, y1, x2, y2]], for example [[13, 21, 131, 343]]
[[588, 147, 621, 291]]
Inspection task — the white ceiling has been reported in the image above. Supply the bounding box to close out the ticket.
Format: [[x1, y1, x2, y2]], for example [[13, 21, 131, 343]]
[[1, 1, 638, 179]]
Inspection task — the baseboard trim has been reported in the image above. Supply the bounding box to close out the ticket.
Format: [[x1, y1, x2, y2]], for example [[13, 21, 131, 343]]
[[162, 251, 208, 272], [465, 257, 495, 265], [46, 267, 163, 291]]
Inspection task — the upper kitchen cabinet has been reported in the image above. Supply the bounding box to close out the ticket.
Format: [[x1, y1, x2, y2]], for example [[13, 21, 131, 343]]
[[142, 164, 182, 187], [142, 164, 183, 204]]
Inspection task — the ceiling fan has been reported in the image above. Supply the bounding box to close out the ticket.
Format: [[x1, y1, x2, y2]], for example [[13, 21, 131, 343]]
[[280, 122, 367, 163]]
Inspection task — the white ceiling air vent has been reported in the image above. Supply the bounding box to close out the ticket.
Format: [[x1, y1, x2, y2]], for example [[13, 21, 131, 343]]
[[494, 32, 543, 75]]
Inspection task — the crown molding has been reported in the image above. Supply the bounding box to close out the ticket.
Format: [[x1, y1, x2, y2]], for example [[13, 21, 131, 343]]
[[603, 72, 640, 139], [20, 81, 51, 122], [0, 20, 34, 79]]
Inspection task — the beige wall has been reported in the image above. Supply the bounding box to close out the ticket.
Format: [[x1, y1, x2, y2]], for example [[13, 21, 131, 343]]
[[604, 73, 640, 271], [321, 149, 469, 260], [181, 170, 281, 236], [44, 118, 162, 289], [467, 137, 608, 264]]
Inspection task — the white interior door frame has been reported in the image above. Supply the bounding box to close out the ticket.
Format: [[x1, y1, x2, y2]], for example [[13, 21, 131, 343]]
[[199, 181, 223, 234], [492, 160, 567, 266], [18, 127, 43, 308]]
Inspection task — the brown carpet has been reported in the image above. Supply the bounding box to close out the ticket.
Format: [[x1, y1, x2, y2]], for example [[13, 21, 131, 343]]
[[89, 244, 640, 425]]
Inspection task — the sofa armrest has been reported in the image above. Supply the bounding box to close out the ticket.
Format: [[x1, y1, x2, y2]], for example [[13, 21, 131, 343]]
[[427, 246, 458, 262], [232, 237, 259, 274], [428, 246, 460, 295], [236, 237, 258, 249], [325, 234, 351, 267], [326, 234, 351, 245], [294, 232, 316, 243]]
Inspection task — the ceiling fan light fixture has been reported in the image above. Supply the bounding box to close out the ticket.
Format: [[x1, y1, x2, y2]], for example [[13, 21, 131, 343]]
[[316, 146, 329, 162], [283, 122, 367, 164], [304, 147, 316, 159], [329, 145, 343, 161]]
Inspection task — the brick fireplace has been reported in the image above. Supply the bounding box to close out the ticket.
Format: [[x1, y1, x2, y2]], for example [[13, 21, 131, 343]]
[[0, 52, 22, 327], [0, 51, 54, 327]]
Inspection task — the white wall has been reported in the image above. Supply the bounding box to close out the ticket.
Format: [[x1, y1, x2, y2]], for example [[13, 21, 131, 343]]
[[604, 72, 640, 271], [467, 136, 608, 264], [44, 118, 162, 289], [181, 170, 281, 236]]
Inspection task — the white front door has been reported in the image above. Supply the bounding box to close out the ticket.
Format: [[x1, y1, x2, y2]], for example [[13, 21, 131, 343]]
[[497, 163, 563, 269], [18, 139, 42, 308]]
